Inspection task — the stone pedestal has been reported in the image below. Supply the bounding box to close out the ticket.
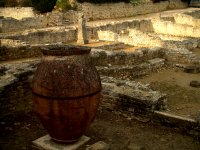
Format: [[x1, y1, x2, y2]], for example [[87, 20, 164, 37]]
[[77, 13, 89, 44], [32, 135, 90, 150]]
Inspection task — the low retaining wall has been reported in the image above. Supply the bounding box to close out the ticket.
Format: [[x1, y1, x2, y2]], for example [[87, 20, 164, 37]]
[[1, 10, 77, 33], [1, 19, 153, 44], [174, 11, 200, 27], [152, 19, 200, 38], [78, 0, 187, 21], [91, 47, 165, 66], [0, 46, 42, 61], [87, 19, 154, 41], [0, 61, 38, 118], [0, 27, 77, 44], [0, 7, 35, 20], [1, 0, 187, 33]]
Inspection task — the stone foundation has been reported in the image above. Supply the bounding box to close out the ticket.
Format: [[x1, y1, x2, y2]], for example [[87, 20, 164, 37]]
[[0, 7, 35, 20], [0, 60, 39, 118], [0, 27, 77, 44], [1, 1, 187, 33], [0, 46, 166, 117], [152, 19, 200, 38], [174, 10, 200, 27], [101, 76, 167, 111], [78, 0, 187, 21], [1, 10, 77, 33]]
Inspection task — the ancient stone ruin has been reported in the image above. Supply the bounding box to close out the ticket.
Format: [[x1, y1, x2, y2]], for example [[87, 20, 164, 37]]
[[0, 0, 200, 149]]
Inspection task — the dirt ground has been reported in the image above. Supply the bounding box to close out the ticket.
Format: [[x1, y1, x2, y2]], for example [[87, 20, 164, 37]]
[[136, 68, 200, 119], [0, 61, 200, 150], [0, 108, 200, 150], [192, 48, 200, 57]]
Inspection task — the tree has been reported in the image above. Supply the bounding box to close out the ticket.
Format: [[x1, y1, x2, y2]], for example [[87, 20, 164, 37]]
[[31, 0, 57, 13]]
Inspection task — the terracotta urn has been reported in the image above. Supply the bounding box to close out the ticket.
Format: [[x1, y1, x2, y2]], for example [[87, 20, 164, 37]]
[[32, 45, 101, 143]]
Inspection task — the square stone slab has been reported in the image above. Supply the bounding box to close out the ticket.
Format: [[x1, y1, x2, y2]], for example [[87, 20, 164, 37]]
[[32, 135, 90, 150]]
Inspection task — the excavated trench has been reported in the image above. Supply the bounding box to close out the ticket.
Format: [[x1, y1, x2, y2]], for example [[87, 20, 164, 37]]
[[1, 7, 200, 150], [0, 43, 200, 150]]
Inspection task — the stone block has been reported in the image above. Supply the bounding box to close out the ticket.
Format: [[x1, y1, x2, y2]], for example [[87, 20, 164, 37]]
[[101, 76, 167, 112], [190, 80, 200, 88], [153, 111, 198, 129], [86, 141, 110, 150], [32, 135, 90, 150]]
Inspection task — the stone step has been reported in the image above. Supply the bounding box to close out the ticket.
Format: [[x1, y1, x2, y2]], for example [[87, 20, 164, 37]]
[[101, 76, 167, 112], [91, 47, 165, 66], [98, 28, 200, 66], [97, 27, 200, 50], [0, 44, 42, 61], [84, 41, 128, 50], [97, 58, 165, 79], [1, 38, 29, 47], [149, 33, 200, 50], [97, 29, 161, 48], [165, 49, 200, 65], [152, 111, 199, 133], [175, 63, 200, 73], [173, 10, 200, 27], [0, 26, 77, 45], [151, 19, 200, 38]]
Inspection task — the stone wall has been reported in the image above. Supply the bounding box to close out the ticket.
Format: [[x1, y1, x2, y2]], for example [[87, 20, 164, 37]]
[[20, 28, 77, 44], [0, 7, 35, 20], [0, 27, 77, 44], [96, 29, 163, 47], [0, 61, 38, 118], [0, 46, 42, 61], [91, 47, 165, 66], [1, 17, 47, 33], [1, 10, 77, 33], [152, 19, 200, 38], [101, 76, 167, 111], [1, 0, 187, 33], [174, 11, 200, 27], [78, 0, 187, 21], [1, 19, 153, 45], [165, 49, 200, 65], [87, 19, 154, 41]]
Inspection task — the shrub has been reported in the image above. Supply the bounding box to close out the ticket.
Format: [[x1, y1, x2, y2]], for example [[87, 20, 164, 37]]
[[4, 0, 18, 7], [0, 0, 5, 7], [31, 0, 57, 13], [77, 0, 130, 3], [56, 0, 73, 10], [21, 0, 33, 7]]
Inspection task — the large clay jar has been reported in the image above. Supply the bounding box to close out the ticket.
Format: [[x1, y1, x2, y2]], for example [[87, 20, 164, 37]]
[[32, 45, 101, 143]]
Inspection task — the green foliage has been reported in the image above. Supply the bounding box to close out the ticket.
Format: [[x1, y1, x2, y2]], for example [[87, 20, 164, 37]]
[[31, 0, 57, 13], [77, 0, 130, 3], [0, 0, 5, 7], [56, 0, 72, 10], [4, 0, 18, 7], [21, 0, 33, 7], [76, 0, 169, 4], [129, 0, 141, 4]]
